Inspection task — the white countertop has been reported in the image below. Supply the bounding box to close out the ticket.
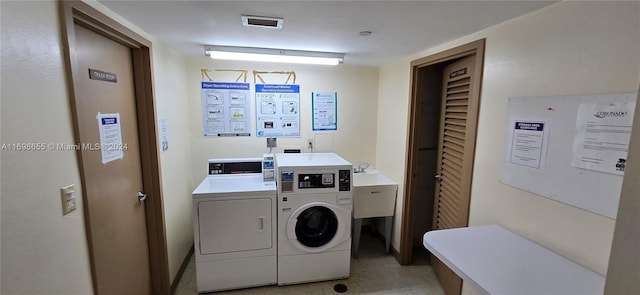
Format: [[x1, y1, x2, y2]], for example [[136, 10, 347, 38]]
[[192, 174, 276, 196], [423, 225, 605, 295]]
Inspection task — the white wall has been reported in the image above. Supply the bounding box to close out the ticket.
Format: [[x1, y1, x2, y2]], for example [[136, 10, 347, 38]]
[[1, 0, 193, 293], [375, 61, 411, 243], [152, 45, 194, 282], [1, 1, 93, 293], [377, 2, 639, 293], [605, 91, 640, 294], [187, 58, 379, 186]]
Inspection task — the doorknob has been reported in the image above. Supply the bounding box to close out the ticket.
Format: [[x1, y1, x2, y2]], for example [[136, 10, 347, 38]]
[[138, 191, 147, 202], [434, 174, 442, 182]]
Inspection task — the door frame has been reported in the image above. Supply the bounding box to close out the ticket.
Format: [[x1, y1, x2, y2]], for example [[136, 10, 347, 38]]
[[399, 39, 485, 265], [58, 1, 170, 294]]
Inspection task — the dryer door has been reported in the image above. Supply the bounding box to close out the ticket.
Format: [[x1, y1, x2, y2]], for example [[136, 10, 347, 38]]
[[198, 198, 272, 254], [287, 201, 350, 253]]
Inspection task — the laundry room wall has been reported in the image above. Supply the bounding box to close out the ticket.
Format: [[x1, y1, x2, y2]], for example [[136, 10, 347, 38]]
[[151, 45, 194, 282], [1, 1, 93, 293], [186, 58, 379, 187], [1, 0, 194, 293], [377, 2, 639, 294]]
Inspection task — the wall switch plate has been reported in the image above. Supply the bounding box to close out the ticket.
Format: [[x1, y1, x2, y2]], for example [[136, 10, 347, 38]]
[[267, 137, 277, 148], [61, 184, 76, 215]]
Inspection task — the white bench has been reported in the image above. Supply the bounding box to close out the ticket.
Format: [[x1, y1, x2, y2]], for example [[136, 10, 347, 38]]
[[423, 225, 605, 295]]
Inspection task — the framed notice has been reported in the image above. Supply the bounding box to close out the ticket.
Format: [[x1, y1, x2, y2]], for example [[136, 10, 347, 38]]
[[256, 84, 300, 137], [201, 82, 251, 137], [312, 92, 337, 131]]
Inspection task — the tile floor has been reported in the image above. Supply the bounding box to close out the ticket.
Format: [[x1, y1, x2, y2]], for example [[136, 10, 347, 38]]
[[174, 232, 445, 294]]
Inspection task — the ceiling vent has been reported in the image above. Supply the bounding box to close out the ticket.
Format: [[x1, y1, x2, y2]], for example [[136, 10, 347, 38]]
[[242, 15, 283, 29]]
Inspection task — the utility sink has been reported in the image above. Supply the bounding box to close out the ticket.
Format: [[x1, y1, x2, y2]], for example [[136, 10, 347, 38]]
[[352, 169, 398, 258], [352, 170, 398, 219]]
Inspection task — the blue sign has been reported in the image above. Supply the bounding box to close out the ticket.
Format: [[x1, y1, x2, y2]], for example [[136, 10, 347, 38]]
[[101, 117, 118, 125], [255, 84, 300, 93], [515, 121, 544, 131]]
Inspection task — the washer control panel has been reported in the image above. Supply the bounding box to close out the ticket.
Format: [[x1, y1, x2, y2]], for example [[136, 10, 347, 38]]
[[338, 170, 351, 191]]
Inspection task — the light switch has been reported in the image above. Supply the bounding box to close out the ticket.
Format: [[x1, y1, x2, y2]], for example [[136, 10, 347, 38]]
[[61, 184, 76, 215]]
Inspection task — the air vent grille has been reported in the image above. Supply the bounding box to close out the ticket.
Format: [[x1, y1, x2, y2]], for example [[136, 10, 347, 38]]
[[242, 15, 283, 29]]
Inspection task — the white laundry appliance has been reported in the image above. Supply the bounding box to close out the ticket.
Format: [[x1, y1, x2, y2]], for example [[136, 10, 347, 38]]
[[192, 158, 277, 293], [275, 152, 353, 285]]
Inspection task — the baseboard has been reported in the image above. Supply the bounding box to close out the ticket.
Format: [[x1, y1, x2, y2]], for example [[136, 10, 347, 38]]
[[391, 245, 401, 264], [170, 244, 194, 294]]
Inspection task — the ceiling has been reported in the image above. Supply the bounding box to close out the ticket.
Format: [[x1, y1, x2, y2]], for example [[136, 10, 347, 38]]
[[98, 1, 556, 66]]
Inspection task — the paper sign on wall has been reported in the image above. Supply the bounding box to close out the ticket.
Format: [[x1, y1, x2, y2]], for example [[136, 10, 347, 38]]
[[159, 119, 169, 153], [507, 119, 550, 170], [97, 112, 124, 164], [312, 92, 337, 131], [571, 102, 636, 175], [256, 84, 300, 137], [201, 82, 251, 137]]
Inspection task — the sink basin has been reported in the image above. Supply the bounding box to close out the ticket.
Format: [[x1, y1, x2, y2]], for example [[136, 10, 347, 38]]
[[353, 171, 396, 186], [352, 171, 398, 219]]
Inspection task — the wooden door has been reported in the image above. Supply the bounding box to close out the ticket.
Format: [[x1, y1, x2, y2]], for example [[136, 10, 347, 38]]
[[74, 23, 152, 294], [431, 55, 477, 295]]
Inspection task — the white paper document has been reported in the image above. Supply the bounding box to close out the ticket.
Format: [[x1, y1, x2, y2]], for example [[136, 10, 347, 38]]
[[159, 119, 169, 153], [571, 102, 635, 175], [508, 120, 549, 170], [97, 112, 124, 164]]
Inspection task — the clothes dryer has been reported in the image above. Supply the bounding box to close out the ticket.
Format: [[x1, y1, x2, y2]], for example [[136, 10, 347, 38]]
[[275, 153, 353, 285], [192, 158, 277, 293]]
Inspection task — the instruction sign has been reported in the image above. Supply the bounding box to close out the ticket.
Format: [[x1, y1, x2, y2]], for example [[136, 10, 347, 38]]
[[201, 82, 251, 137], [508, 120, 549, 169], [97, 113, 124, 164], [312, 92, 337, 131], [256, 84, 300, 137]]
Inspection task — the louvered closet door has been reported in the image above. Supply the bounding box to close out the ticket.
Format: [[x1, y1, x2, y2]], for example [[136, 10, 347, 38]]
[[432, 55, 476, 295], [435, 55, 475, 230]]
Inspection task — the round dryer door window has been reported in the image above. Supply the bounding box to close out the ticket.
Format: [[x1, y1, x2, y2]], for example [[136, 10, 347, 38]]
[[295, 206, 338, 248]]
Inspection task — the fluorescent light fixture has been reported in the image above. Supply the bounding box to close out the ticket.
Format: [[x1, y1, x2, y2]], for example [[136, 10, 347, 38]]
[[205, 45, 344, 65]]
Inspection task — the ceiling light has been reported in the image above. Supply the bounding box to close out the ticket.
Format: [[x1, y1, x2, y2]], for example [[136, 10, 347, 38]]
[[205, 45, 345, 65]]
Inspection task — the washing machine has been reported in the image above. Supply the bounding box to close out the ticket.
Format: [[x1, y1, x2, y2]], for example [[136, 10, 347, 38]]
[[275, 153, 353, 285], [192, 158, 277, 293]]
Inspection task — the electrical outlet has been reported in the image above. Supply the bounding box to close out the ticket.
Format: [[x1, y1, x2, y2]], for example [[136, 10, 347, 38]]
[[307, 138, 313, 149], [61, 184, 76, 215]]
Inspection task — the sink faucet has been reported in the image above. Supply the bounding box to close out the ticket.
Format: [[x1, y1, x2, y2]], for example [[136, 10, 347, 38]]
[[353, 163, 369, 173]]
